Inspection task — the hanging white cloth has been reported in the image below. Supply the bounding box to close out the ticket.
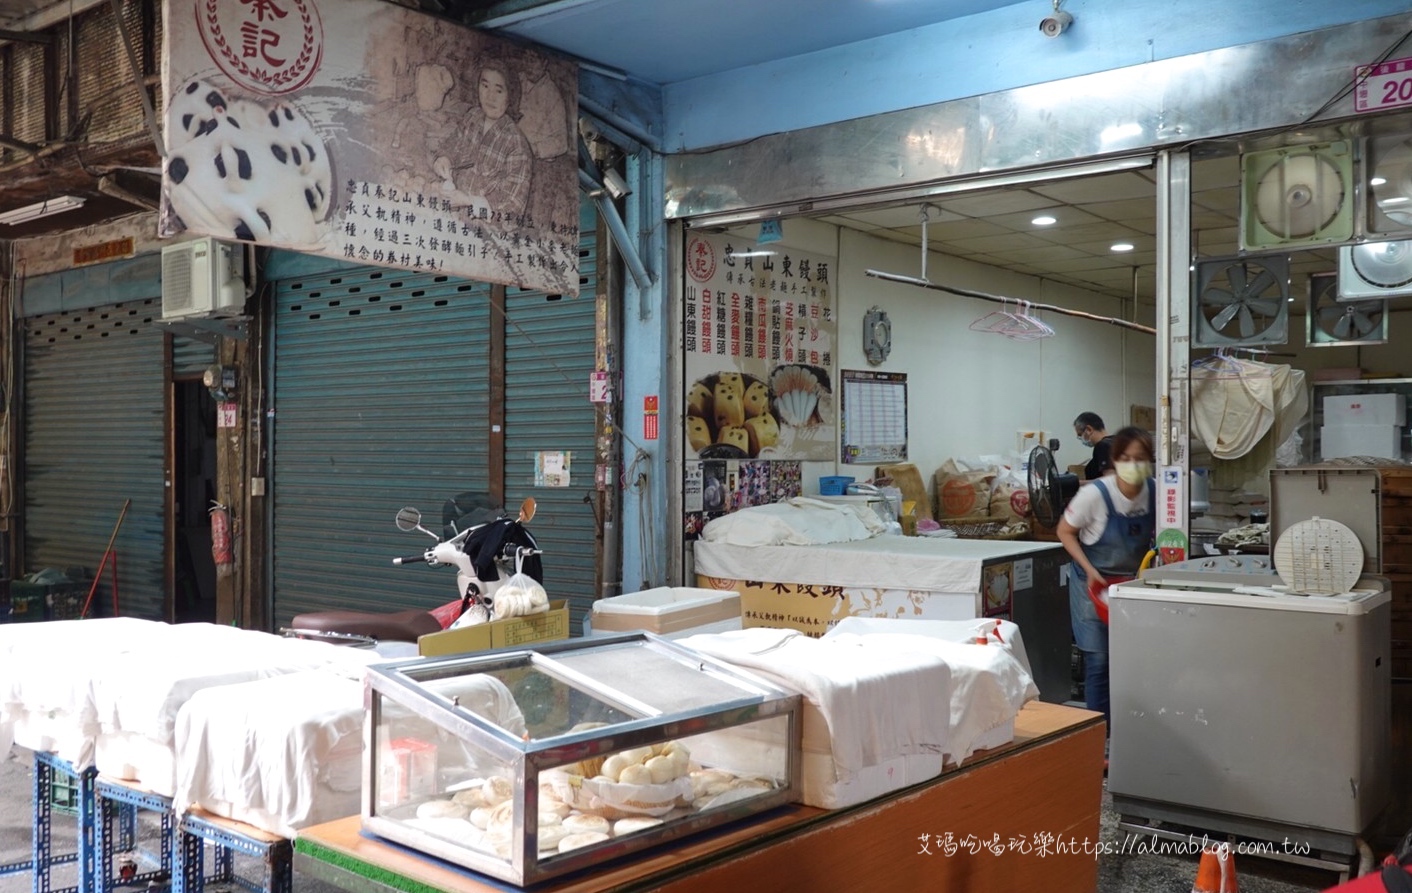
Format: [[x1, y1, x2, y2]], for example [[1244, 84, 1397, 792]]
[[1190, 355, 1307, 460]]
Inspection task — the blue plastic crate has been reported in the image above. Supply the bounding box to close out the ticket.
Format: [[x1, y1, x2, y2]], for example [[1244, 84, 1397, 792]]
[[818, 475, 855, 496]]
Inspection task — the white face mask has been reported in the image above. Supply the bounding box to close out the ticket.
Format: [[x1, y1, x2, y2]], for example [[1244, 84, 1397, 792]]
[[1115, 460, 1153, 485]]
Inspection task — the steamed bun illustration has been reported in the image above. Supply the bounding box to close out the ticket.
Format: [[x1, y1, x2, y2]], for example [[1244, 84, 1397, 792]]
[[165, 78, 333, 247]]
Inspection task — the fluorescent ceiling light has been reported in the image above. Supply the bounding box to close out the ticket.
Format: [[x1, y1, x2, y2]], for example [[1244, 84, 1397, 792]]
[[0, 195, 86, 226], [1032, 215, 1057, 226], [1110, 242, 1135, 253]]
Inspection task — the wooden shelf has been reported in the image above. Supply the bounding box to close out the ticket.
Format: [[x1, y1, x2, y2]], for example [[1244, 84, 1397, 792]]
[[296, 701, 1105, 893]]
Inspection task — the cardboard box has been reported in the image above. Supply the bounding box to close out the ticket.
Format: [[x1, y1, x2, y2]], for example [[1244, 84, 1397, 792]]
[[418, 600, 570, 657], [1324, 393, 1407, 426], [591, 587, 741, 634], [380, 737, 438, 807], [1320, 424, 1404, 461]]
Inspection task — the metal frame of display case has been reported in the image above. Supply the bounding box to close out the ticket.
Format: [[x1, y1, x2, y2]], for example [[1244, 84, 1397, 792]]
[[362, 632, 803, 886]]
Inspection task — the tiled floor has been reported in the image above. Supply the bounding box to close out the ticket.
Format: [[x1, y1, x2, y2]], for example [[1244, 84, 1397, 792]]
[[0, 745, 1349, 893]]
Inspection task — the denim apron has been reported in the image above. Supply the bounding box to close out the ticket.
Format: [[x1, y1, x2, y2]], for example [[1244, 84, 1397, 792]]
[[1067, 478, 1154, 721]]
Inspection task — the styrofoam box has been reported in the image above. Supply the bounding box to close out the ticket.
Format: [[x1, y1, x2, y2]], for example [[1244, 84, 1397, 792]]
[[1320, 424, 1404, 461], [1323, 393, 1406, 426], [591, 587, 742, 634]]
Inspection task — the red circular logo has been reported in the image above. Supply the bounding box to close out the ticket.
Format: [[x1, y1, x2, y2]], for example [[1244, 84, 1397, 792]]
[[686, 236, 717, 283], [1010, 488, 1031, 517], [196, 0, 323, 96], [940, 479, 979, 516]]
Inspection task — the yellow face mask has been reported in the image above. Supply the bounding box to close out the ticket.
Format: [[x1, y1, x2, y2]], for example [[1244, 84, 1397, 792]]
[[1115, 460, 1153, 485]]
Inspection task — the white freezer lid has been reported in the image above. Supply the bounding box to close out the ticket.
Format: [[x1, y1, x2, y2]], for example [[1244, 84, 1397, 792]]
[[592, 586, 736, 615], [694, 537, 1063, 593], [1111, 579, 1391, 614]]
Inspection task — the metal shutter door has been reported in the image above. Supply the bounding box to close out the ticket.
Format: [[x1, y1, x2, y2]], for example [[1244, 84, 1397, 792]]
[[172, 337, 217, 377], [24, 300, 167, 619], [504, 201, 601, 627], [270, 267, 492, 625]]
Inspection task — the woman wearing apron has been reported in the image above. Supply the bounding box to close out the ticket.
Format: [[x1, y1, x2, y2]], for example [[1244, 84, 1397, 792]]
[[1056, 425, 1156, 727]]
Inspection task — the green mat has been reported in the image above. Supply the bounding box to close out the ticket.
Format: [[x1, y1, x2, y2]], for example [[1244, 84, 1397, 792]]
[[295, 837, 447, 893]]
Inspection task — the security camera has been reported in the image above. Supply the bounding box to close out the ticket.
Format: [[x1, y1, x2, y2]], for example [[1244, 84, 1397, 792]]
[[601, 167, 631, 200], [1039, 9, 1073, 37]]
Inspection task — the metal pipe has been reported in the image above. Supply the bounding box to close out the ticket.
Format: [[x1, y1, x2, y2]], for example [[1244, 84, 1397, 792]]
[[578, 95, 661, 155], [0, 135, 41, 156], [107, 0, 164, 158], [580, 111, 644, 157], [580, 169, 653, 291], [864, 269, 1157, 334]]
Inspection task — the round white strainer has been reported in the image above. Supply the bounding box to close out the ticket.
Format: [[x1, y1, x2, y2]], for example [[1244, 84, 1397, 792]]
[[1272, 517, 1364, 595]]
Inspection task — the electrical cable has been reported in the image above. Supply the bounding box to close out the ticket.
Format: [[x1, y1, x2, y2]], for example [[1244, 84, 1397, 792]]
[[624, 445, 658, 587]]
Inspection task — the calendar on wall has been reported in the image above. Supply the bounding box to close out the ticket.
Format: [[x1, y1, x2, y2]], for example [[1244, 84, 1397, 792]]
[[841, 369, 907, 464]]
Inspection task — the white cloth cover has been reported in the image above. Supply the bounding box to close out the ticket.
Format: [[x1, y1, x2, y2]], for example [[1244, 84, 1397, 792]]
[[1, 620, 380, 782], [825, 616, 1034, 680], [174, 670, 368, 838], [699, 497, 885, 547], [693, 536, 1061, 594], [679, 628, 952, 777], [1, 618, 176, 766], [822, 630, 1037, 765]]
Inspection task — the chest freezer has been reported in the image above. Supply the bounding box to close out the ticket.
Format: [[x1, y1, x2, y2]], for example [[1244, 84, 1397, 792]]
[[1107, 574, 1391, 849]]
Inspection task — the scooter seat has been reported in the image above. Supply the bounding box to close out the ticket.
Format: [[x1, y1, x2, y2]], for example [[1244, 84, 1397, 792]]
[[289, 608, 442, 642]]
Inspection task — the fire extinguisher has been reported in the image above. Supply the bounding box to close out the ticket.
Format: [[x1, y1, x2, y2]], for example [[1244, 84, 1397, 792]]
[[210, 501, 233, 569]]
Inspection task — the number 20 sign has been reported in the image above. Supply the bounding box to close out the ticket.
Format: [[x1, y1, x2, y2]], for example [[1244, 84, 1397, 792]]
[[1355, 58, 1412, 113]]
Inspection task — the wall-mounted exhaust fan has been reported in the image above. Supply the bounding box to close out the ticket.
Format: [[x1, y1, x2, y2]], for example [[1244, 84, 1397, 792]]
[[1338, 239, 1412, 300], [1306, 272, 1388, 347], [1365, 133, 1412, 238], [1193, 254, 1290, 348], [1240, 142, 1354, 251]]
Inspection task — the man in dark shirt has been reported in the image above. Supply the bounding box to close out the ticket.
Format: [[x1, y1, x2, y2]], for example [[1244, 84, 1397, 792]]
[[1073, 412, 1113, 480]]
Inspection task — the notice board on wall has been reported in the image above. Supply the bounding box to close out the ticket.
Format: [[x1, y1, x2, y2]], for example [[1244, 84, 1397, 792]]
[[841, 369, 907, 464]]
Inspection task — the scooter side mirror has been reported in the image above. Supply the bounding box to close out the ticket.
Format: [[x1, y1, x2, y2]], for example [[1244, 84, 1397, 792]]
[[395, 507, 423, 532], [518, 497, 536, 523]]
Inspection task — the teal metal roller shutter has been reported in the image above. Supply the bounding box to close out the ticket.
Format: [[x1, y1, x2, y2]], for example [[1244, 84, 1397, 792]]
[[504, 200, 601, 628], [171, 337, 217, 377], [270, 267, 492, 625], [23, 300, 168, 619]]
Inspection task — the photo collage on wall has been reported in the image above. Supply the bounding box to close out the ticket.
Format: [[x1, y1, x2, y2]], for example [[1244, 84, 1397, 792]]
[[683, 460, 801, 540]]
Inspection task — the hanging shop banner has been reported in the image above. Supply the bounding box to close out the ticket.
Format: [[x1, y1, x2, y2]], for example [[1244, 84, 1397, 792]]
[[160, 0, 579, 294], [683, 232, 837, 462]]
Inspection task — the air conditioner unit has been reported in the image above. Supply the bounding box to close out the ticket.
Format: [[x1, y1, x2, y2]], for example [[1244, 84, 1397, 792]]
[[161, 238, 247, 320]]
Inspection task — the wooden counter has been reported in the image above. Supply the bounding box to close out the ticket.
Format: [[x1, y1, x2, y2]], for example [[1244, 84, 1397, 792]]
[[295, 701, 1105, 893]]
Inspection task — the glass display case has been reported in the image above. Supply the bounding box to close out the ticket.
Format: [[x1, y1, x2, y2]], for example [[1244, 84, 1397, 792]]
[[362, 632, 802, 886]]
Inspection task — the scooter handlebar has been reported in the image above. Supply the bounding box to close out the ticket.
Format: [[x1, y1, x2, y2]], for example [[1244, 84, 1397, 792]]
[[392, 554, 429, 566]]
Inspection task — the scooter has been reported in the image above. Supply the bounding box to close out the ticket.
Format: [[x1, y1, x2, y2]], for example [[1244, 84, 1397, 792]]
[[285, 492, 543, 644]]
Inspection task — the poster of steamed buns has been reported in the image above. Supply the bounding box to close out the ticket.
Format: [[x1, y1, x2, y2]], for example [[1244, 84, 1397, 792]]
[[160, 0, 579, 295], [683, 232, 837, 462]]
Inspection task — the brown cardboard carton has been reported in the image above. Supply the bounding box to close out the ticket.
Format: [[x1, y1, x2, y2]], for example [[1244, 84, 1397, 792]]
[[418, 600, 570, 657]]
